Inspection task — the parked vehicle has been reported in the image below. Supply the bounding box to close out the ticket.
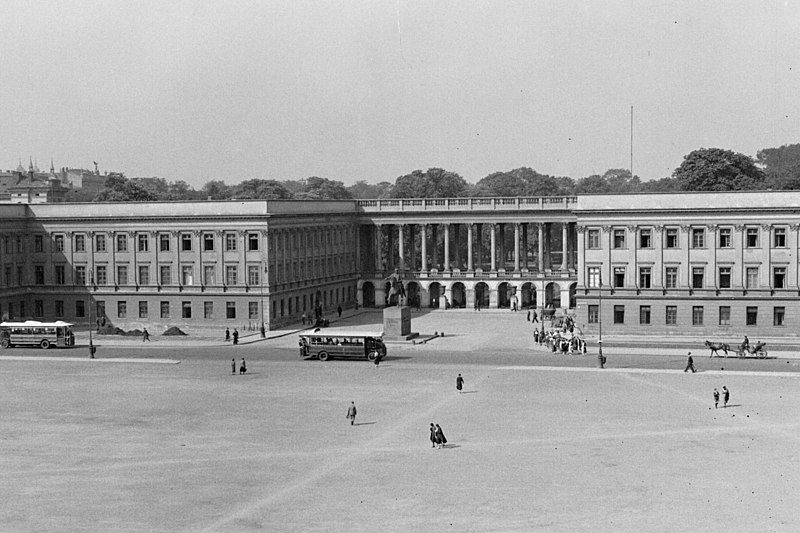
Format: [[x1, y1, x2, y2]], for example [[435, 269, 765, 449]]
[[0, 321, 75, 349], [299, 329, 386, 362]]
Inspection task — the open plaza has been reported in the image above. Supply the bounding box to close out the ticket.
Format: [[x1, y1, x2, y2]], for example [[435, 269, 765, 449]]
[[1, 309, 799, 531]]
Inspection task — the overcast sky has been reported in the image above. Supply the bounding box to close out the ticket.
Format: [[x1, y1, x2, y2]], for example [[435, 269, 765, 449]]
[[2, 1, 798, 186]]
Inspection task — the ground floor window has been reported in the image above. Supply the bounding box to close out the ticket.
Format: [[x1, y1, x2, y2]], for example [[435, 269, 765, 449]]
[[665, 305, 677, 325], [118, 301, 127, 318], [204, 301, 213, 319], [746, 306, 758, 326], [226, 302, 236, 319], [160, 301, 169, 318], [139, 301, 148, 318], [182, 301, 192, 319], [34, 300, 44, 318], [76, 300, 85, 318], [588, 305, 598, 324], [719, 306, 730, 326], [774, 307, 785, 326], [55, 300, 64, 318], [639, 305, 651, 325], [249, 302, 259, 319], [692, 306, 704, 326], [613, 305, 624, 324]]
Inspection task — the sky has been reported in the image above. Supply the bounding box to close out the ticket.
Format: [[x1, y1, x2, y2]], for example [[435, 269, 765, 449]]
[[2, 1, 799, 186]]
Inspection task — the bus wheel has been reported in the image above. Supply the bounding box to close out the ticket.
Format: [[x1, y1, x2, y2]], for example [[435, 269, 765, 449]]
[[367, 351, 378, 361], [0, 338, 9, 349], [318, 351, 329, 362], [40, 339, 50, 349]]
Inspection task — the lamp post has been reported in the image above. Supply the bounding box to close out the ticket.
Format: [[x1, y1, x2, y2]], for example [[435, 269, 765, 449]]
[[88, 272, 95, 358], [260, 264, 267, 338], [597, 273, 604, 369]]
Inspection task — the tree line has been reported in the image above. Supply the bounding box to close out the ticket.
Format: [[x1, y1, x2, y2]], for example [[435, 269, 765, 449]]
[[73, 144, 800, 202]]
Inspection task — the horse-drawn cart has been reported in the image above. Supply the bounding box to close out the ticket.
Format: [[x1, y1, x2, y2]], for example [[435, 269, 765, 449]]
[[705, 340, 768, 358]]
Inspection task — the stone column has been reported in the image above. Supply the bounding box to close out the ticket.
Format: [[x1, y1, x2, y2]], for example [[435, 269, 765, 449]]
[[537, 223, 544, 272], [514, 223, 521, 271], [443, 224, 450, 271], [560, 222, 568, 271], [408, 224, 415, 271], [490, 224, 496, 271], [431, 225, 439, 269], [397, 224, 405, 271], [420, 224, 428, 272], [467, 224, 474, 271], [374, 225, 382, 273]]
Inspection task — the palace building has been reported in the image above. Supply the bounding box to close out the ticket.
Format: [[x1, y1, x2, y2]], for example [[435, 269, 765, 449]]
[[1, 191, 799, 337]]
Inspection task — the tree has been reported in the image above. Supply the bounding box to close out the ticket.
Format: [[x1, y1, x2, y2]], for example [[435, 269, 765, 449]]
[[295, 176, 352, 200], [346, 180, 393, 199], [574, 169, 641, 194], [94, 174, 159, 202], [473, 171, 528, 196], [756, 143, 800, 189], [639, 176, 680, 192], [202, 180, 232, 200], [673, 148, 765, 191], [474, 167, 573, 197], [389, 168, 469, 198], [231, 179, 293, 200]]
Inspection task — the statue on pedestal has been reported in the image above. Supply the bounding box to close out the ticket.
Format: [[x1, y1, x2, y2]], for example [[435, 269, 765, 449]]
[[384, 268, 407, 307]]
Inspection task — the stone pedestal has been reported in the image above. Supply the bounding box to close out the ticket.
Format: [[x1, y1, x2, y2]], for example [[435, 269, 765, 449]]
[[383, 305, 418, 341]]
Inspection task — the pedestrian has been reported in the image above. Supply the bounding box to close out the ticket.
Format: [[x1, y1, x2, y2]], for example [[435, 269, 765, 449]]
[[239, 358, 247, 374], [429, 423, 437, 448], [232, 328, 239, 345], [722, 386, 730, 407], [684, 352, 696, 373], [435, 424, 447, 449], [527, 309, 531, 322], [337, 305, 342, 318], [532, 310, 538, 323], [225, 328, 230, 342], [301, 312, 307, 326], [533, 329, 539, 344], [231, 358, 236, 374], [456, 373, 464, 393], [713, 388, 719, 408], [142, 328, 150, 342], [260, 324, 266, 338], [347, 401, 357, 425]]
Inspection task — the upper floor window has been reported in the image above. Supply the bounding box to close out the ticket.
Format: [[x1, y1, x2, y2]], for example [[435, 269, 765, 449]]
[[665, 266, 678, 289], [587, 229, 600, 249], [74, 234, 86, 252], [34, 235, 43, 252], [691, 228, 705, 248], [54, 234, 65, 252], [718, 227, 732, 248], [203, 233, 215, 251], [96, 234, 106, 252], [692, 267, 704, 289], [746, 266, 759, 289], [613, 229, 625, 249], [248, 233, 260, 251], [639, 229, 652, 248], [665, 228, 679, 249], [719, 267, 731, 289], [116, 234, 128, 252], [613, 266, 625, 288], [137, 234, 149, 252], [639, 267, 652, 288], [587, 266, 601, 288], [774, 227, 787, 248], [774, 267, 787, 289], [746, 227, 759, 248], [225, 233, 237, 251], [159, 233, 170, 252], [181, 233, 192, 251]]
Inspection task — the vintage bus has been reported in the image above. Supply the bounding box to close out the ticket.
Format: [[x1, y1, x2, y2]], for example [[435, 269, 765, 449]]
[[299, 329, 386, 362], [0, 321, 76, 349]]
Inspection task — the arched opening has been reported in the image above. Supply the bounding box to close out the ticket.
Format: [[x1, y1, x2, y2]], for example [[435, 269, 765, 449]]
[[498, 282, 511, 308], [406, 281, 420, 308], [521, 282, 536, 308], [474, 282, 490, 309], [429, 282, 442, 308], [568, 282, 577, 309], [451, 282, 466, 308], [545, 282, 560, 312], [362, 282, 375, 308]]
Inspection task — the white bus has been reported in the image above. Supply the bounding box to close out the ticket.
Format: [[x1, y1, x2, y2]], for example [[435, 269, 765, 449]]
[[299, 329, 386, 362], [0, 321, 76, 349]]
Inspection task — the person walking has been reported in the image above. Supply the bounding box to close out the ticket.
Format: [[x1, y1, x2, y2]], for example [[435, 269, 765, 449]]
[[337, 305, 342, 318], [722, 386, 730, 407], [347, 402, 357, 425], [225, 328, 230, 342], [301, 312, 307, 326], [232, 328, 239, 345], [456, 373, 464, 393], [435, 424, 447, 449], [239, 358, 247, 374], [142, 328, 150, 342], [713, 388, 720, 408], [429, 423, 437, 448], [231, 358, 236, 374], [527, 309, 531, 322], [532, 309, 538, 323], [684, 352, 696, 373]]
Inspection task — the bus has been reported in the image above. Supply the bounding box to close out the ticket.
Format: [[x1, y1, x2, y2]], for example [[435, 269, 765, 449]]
[[299, 329, 386, 362], [0, 321, 76, 349]]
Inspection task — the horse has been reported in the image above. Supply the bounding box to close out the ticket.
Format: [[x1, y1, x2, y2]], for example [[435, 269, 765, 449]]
[[704, 340, 729, 357], [384, 271, 406, 306]]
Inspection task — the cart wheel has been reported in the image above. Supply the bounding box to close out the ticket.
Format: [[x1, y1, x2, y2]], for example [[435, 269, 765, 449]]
[[40, 339, 50, 349], [759, 350, 767, 359]]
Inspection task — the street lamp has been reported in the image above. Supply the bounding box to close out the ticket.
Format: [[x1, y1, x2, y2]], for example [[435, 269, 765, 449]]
[[597, 272, 604, 369], [88, 271, 95, 358], [260, 264, 267, 338]]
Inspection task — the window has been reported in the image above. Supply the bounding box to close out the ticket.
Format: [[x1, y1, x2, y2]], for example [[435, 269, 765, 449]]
[[160, 265, 171, 285], [226, 301, 236, 319], [54, 265, 65, 285], [181, 233, 192, 251], [17, 266, 23, 286], [96, 234, 106, 252], [34, 235, 43, 252], [54, 234, 65, 252], [613, 267, 625, 288], [117, 265, 128, 285], [248, 265, 260, 285], [118, 301, 127, 318], [692, 306, 704, 326], [226, 265, 238, 285], [746, 306, 758, 326], [774, 267, 786, 289], [719, 228, 731, 248], [96, 266, 107, 285], [75, 234, 86, 252], [139, 265, 150, 285], [719, 306, 731, 326], [665, 228, 678, 249], [160, 301, 170, 318], [639, 229, 652, 248], [203, 233, 214, 251], [613, 305, 625, 324], [182, 301, 192, 319], [182, 265, 194, 285], [774, 307, 785, 326], [691, 228, 705, 248], [665, 306, 677, 325], [137, 234, 149, 252], [204, 265, 215, 285], [160, 234, 170, 252], [4, 266, 10, 286], [34, 300, 44, 318], [746, 227, 759, 248], [225, 233, 237, 251], [774, 227, 787, 248], [19, 301, 25, 317], [116, 234, 128, 252], [76, 300, 85, 318], [588, 305, 599, 324], [139, 301, 148, 318], [639, 305, 651, 325], [75, 266, 86, 285], [587, 229, 600, 249], [35, 265, 44, 285], [249, 302, 259, 319], [719, 267, 731, 289], [613, 229, 625, 249], [204, 301, 213, 319], [55, 300, 64, 318], [692, 267, 704, 289], [587, 267, 601, 288], [746, 267, 759, 289], [248, 233, 260, 251], [639, 267, 651, 289], [96, 301, 105, 319], [16, 235, 22, 253]]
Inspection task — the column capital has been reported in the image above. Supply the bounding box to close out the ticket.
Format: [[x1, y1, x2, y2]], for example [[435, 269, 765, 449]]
[[626, 225, 638, 233], [601, 225, 612, 233], [575, 225, 587, 234], [170, 230, 180, 237], [192, 230, 202, 237], [653, 225, 665, 232], [790, 224, 800, 231], [706, 224, 719, 232], [761, 224, 773, 232], [680, 225, 692, 232], [734, 224, 746, 232]]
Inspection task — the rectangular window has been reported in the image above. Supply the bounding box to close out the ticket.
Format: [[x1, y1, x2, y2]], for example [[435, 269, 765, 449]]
[[613, 229, 625, 249], [248, 233, 260, 251], [160, 265, 171, 285], [691, 228, 705, 248], [639, 267, 651, 289], [139, 265, 150, 285], [160, 233, 170, 252], [96, 266, 107, 285], [692, 306, 704, 326], [117, 301, 127, 318], [75, 266, 86, 285], [203, 233, 214, 251], [248, 265, 260, 285], [226, 301, 236, 319], [54, 265, 65, 285], [4, 266, 10, 286], [75, 234, 86, 252], [774, 227, 787, 248], [17, 266, 23, 286], [719, 228, 731, 248], [34, 235, 43, 252], [226, 265, 238, 285], [719, 306, 731, 326], [55, 300, 64, 318], [160, 301, 170, 318], [76, 300, 85, 318], [34, 300, 44, 318], [182, 301, 192, 319], [746, 267, 759, 289], [639, 305, 651, 325], [587, 267, 601, 288], [774, 307, 785, 326], [35, 265, 44, 285], [773, 267, 786, 289], [116, 234, 128, 252], [587, 229, 600, 249], [613, 305, 625, 324], [182, 265, 194, 285], [139, 301, 148, 318], [639, 229, 652, 248], [96, 234, 106, 252], [204, 265, 215, 285], [665, 228, 678, 249], [692, 267, 704, 289], [746, 227, 759, 248], [719, 267, 731, 289], [225, 233, 237, 251], [54, 234, 65, 252], [137, 234, 149, 252], [204, 301, 213, 319], [181, 233, 192, 251], [96, 301, 105, 320], [588, 305, 599, 324], [117, 265, 128, 285], [613, 266, 625, 288], [249, 302, 259, 319], [746, 306, 758, 326]]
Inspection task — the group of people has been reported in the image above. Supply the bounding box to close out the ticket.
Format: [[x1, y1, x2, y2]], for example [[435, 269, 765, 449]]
[[429, 423, 448, 449], [713, 386, 731, 408], [225, 328, 240, 345], [231, 358, 246, 374], [534, 328, 587, 355]]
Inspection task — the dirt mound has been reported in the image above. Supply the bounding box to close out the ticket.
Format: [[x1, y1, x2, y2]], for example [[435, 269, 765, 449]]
[[162, 326, 187, 336]]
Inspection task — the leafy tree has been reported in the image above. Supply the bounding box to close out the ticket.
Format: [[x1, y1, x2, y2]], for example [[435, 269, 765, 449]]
[[639, 176, 680, 192], [231, 179, 293, 200], [473, 171, 528, 196], [202, 180, 232, 200], [347, 180, 393, 199], [474, 167, 573, 196], [574, 169, 641, 194], [389, 168, 469, 198], [295, 176, 352, 200], [94, 174, 159, 202], [673, 148, 765, 191], [756, 143, 800, 189]]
